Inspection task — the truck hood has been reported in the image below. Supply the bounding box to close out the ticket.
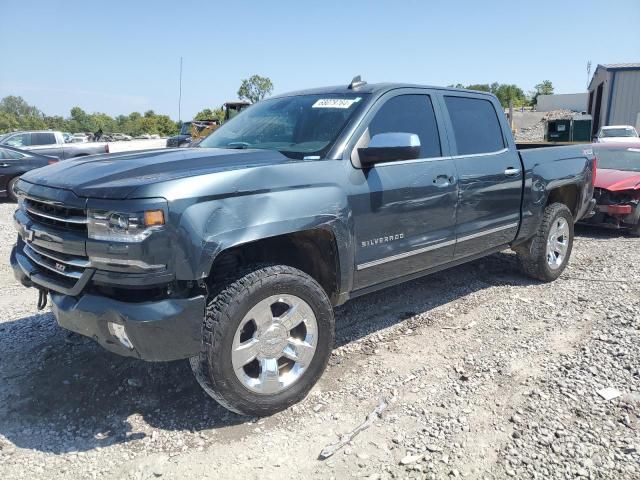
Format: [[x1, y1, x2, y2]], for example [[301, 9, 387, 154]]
[[20, 147, 295, 199], [596, 168, 640, 191]]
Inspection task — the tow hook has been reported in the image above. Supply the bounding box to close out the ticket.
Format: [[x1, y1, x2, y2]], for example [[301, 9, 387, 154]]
[[37, 288, 49, 310]]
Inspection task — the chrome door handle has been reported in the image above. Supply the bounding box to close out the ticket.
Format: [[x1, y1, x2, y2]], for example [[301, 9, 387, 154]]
[[0, 163, 10, 167], [504, 167, 521, 177]]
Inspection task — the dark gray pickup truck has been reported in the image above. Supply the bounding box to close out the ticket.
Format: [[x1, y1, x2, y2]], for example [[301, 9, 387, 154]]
[[10, 80, 596, 415]]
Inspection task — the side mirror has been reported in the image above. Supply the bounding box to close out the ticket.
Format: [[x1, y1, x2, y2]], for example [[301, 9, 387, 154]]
[[358, 132, 421, 166]]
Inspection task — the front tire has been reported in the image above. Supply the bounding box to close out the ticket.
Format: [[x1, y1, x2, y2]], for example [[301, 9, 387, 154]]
[[515, 202, 574, 282], [190, 265, 334, 416]]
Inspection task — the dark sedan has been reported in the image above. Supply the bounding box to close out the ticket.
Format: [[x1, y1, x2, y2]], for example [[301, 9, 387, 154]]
[[0, 145, 57, 201]]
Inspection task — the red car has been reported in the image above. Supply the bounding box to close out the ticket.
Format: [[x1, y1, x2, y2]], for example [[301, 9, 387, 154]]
[[582, 142, 640, 235]]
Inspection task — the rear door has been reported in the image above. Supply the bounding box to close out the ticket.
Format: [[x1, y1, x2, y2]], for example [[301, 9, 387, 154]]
[[29, 132, 63, 158], [347, 90, 459, 289], [440, 94, 522, 259]]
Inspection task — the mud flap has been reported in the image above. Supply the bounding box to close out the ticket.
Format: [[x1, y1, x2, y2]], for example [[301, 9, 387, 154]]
[[37, 288, 49, 310]]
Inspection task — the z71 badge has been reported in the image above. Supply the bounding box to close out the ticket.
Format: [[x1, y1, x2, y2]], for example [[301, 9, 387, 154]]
[[361, 233, 404, 248]]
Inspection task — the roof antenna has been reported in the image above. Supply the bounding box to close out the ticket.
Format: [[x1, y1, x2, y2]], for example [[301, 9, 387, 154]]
[[348, 75, 366, 90]]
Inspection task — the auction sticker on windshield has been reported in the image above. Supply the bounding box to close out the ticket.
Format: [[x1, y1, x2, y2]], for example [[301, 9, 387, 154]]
[[312, 98, 361, 109]]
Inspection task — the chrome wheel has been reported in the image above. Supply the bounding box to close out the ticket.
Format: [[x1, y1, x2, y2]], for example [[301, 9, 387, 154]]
[[546, 217, 569, 270], [231, 294, 318, 394]]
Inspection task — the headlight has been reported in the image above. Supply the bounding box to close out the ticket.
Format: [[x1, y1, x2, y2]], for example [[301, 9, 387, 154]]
[[87, 209, 165, 242]]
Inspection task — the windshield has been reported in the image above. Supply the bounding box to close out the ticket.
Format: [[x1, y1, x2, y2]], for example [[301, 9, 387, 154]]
[[199, 94, 368, 159], [595, 147, 640, 172], [179, 122, 192, 135], [600, 127, 638, 138]]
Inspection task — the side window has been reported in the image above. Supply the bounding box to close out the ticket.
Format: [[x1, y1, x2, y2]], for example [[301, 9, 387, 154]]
[[0, 148, 25, 159], [31, 132, 56, 146], [444, 96, 505, 155], [368, 94, 441, 158], [5, 133, 31, 148]]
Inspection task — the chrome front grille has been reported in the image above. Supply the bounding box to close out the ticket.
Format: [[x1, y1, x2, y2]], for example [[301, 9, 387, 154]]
[[24, 197, 87, 232], [23, 242, 90, 280]]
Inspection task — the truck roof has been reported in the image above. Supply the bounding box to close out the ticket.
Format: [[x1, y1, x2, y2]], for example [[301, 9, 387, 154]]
[[2, 130, 60, 134], [272, 82, 495, 99]]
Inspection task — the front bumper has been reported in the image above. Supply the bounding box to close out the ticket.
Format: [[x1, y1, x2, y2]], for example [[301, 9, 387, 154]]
[[11, 244, 205, 361]]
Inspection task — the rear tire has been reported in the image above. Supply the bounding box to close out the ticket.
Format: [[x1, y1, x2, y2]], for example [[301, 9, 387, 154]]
[[190, 265, 334, 416], [515, 202, 574, 282]]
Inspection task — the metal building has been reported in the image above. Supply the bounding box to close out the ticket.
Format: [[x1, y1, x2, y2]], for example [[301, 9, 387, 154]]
[[537, 93, 588, 112], [587, 63, 640, 137]]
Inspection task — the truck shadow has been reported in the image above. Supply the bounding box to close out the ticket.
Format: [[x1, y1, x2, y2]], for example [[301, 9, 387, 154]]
[[0, 250, 533, 454], [574, 223, 636, 240]]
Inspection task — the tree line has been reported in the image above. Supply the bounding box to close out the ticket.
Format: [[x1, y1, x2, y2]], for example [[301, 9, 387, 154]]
[[0, 95, 179, 136], [0, 74, 276, 136], [448, 80, 554, 108]]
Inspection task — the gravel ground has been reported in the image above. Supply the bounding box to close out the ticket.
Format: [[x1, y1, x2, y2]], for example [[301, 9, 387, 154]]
[[513, 110, 577, 143], [0, 201, 638, 479]]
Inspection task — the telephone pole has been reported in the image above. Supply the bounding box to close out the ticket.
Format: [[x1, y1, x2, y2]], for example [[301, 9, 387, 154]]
[[178, 57, 183, 123]]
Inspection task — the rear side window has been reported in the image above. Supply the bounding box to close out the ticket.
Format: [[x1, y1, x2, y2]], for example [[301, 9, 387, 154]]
[[444, 96, 505, 155], [31, 132, 56, 146], [0, 148, 26, 159], [369, 94, 441, 158]]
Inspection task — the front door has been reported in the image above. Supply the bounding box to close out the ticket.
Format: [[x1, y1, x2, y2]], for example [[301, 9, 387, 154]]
[[348, 92, 459, 290]]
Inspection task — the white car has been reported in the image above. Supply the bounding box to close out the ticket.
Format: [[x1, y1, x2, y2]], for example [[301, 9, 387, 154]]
[[596, 125, 639, 143], [111, 133, 132, 141], [71, 133, 88, 143]]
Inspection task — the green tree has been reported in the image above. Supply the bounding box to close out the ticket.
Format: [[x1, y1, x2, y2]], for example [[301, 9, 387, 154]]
[[194, 107, 225, 123], [466, 84, 492, 93], [44, 115, 66, 131], [69, 106, 91, 131], [0, 95, 181, 136], [238, 74, 274, 104], [493, 84, 526, 108], [155, 115, 179, 136], [0, 111, 19, 132], [531, 80, 554, 105], [194, 108, 214, 120], [534, 80, 554, 96], [0, 96, 47, 131], [0, 95, 41, 117]]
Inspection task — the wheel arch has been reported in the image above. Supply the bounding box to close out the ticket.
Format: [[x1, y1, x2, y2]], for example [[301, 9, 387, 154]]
[[545, 183, 580, 218], [207, 227, 344, 305]]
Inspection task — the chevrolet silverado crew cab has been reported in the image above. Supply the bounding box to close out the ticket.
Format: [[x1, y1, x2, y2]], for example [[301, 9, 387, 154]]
[[10, 79, 596, 416]]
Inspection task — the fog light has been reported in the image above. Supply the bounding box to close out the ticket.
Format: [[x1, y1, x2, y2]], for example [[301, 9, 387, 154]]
[[107, 322, 133, 349]]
